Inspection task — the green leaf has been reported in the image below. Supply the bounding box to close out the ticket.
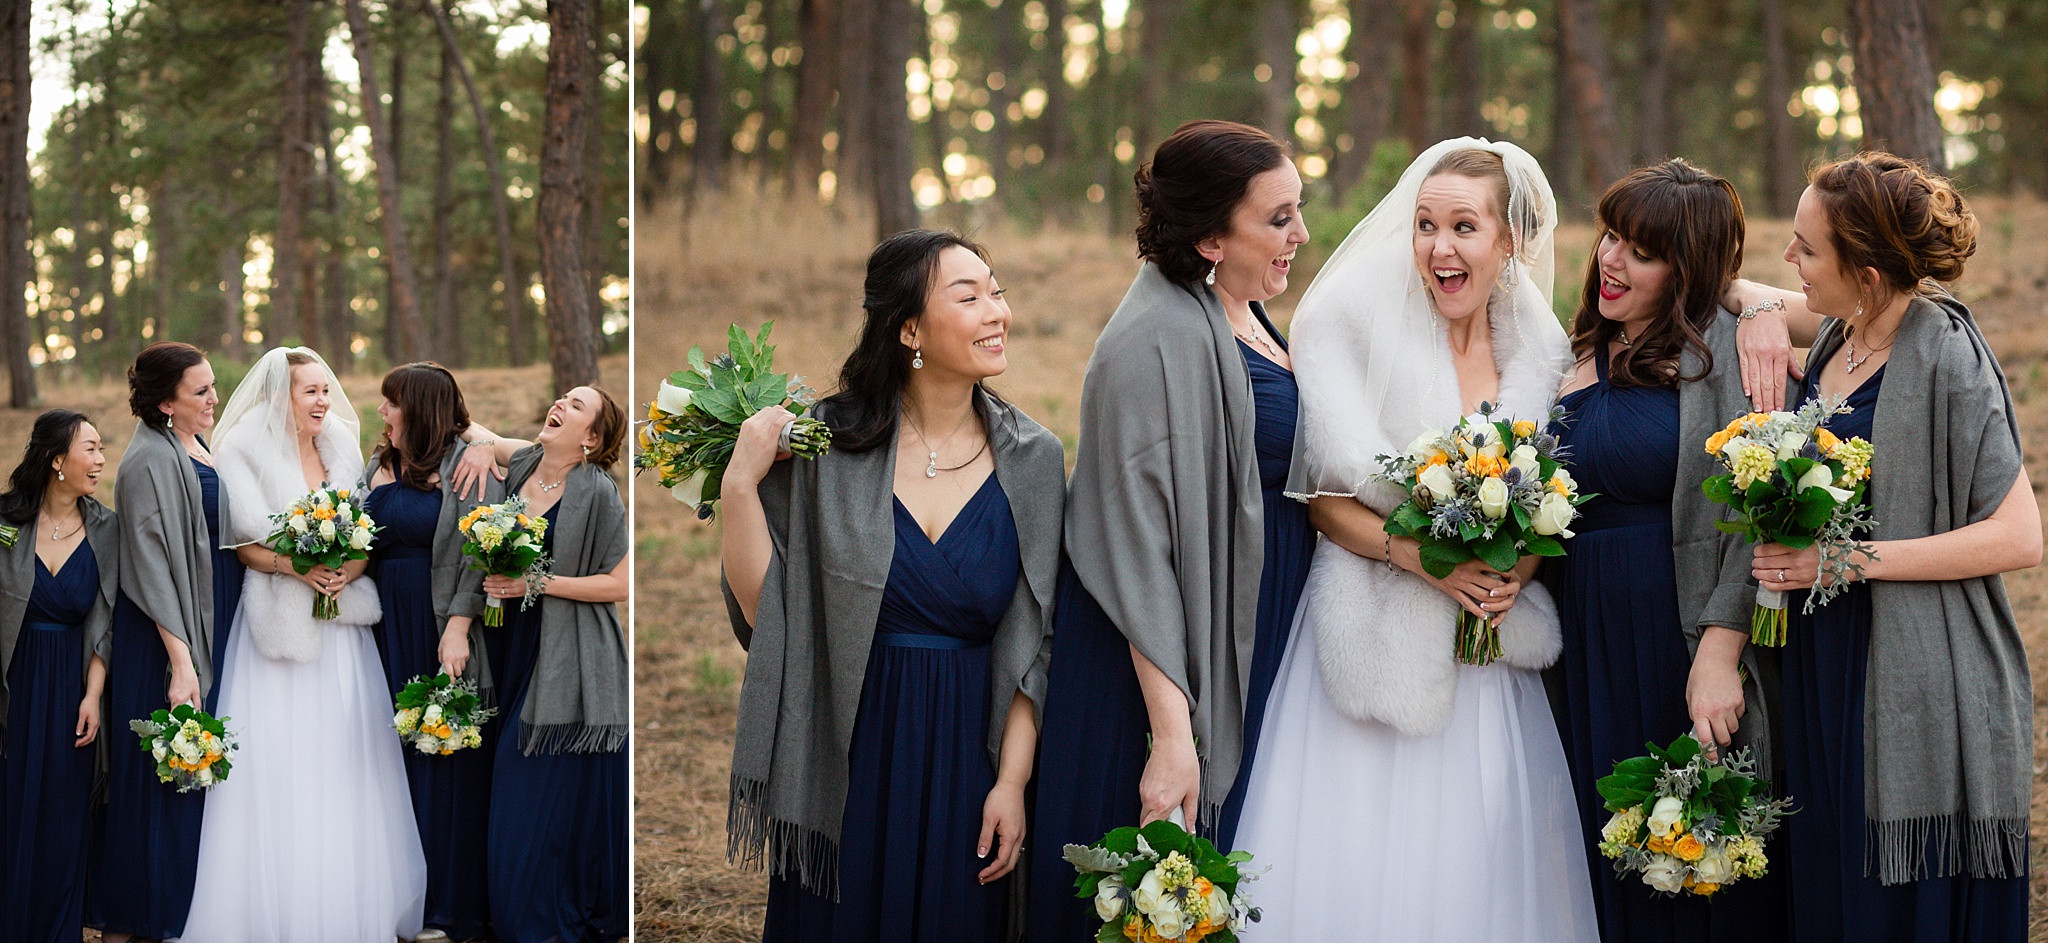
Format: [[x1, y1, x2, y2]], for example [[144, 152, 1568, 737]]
[[1793, 487, 1837, 530], [1712, 519, 1749, 536], [728, 323, 755, 373], [1701, 475, 1735, 504], [1100, 827, 1140, 855], [687, 345, 708, 375], [1418, 541, 1473, 579], [1476, 532, 1519, 572], [1745, 478, 1781, 505], [1074, 871, 1103, 899], [1522, 534, 1565, 557]]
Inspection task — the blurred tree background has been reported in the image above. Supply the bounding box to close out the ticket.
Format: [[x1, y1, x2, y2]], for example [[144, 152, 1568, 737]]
[[0, 0, 630, 406], [643, 0, 2031, 239]]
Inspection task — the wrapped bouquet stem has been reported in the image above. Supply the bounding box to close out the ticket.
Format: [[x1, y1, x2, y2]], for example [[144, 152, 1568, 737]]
[[1700, 399, 1877, 646], [637, 322, 831, 520]]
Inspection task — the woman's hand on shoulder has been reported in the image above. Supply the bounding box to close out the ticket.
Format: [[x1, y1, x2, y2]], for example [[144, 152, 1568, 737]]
[[723, 406, 797, 494], [451, 440, 506, 500]]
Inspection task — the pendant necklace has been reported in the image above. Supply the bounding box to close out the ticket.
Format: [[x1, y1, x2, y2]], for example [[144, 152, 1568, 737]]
[[1844, 322, 1899, 374], [902, 403, 985, 478], [1234, 318, 1282, 360]]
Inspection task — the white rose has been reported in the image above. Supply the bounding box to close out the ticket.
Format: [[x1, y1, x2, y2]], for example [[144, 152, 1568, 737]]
[[1474, 432, 1506, 460], [196, 765, 215, 784], [1693, 844, 1735, 885], [1645, 795, 1686, 838], [288, 514, 309, 534], [152, 743, 169, 761], [1793, 463, 1853, 503], [656, 379, 694, 415], [1405, 429, 1443, 461], [1774, 431, 1808, 461], [1417, 463, 1457, 501], [512, 532, 533, 547], [416, 737, 440, 754], [392, 710, 411, 729], [1477, 476, 1510, 519], [1719, 435, 1753, 462], [1767, 410, 1795, 422], [1509, 443, 1541, 482], [1642, 854, 1687, 893], [424, 704, 444, 721], [1150, 905, 1188, 938], [1533, 491, 1577, 538], [357, 514, 375, 530], [1549, 468, 1577, 494], [334, 501, 352, 519], [671, 471, 709, 507], [1203, 884, 1231, 927], [1131, 870, 1169, 916], [318, 519, 337, 541], [314, 491, 331, 507], [1093, 875, 1126, 921], [347, 526, 372, 551]]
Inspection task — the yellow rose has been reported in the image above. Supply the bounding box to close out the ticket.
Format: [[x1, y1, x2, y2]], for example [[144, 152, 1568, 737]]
[[1673, 834, 1705, 861], [337, 488, 350, 499], [1424, 451, 1450, 468], [1692, 882, 1721, 897], [1512, 419, 1537, 438], [646, 402, 663, 421], [1646, 833, 1673, 855], [1705, 429, 1732, 455], [1815, 428, 1842, 455]]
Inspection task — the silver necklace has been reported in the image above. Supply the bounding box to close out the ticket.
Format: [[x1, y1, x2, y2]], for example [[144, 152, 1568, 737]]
[[1844, 330, 1896, 374], [44, 514, 79, 540], [536, 476, 565, 493], [1618, 328, 1633, 347], [902, 405, 985, 478], [1234, 318, 1282, 359]]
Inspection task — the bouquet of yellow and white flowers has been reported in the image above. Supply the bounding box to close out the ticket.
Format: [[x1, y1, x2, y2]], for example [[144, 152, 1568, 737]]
[[1596, 733, 1791, 899], [129, 703, 237, 792], [1065, 818, 1260, 943], [392, 672, 494, 755], [637, 322, 830, 520], [1372, 403, 1591, 665], [458, 495, 551, 627], [266, 484, 378, 619], [1700, 397, 1877, 646]]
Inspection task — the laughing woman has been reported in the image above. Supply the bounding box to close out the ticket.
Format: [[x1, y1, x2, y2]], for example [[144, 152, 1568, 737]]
[[91, 341, 240, 943], [722, 230, 1062, 942], [362, 361, 530, 943], [481, 386, 630, 943], [1744, 154, 2036, 941], [0, 411, 119, 943]]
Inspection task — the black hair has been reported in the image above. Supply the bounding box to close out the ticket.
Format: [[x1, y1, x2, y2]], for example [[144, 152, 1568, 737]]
[[0, 409, 92, 525]]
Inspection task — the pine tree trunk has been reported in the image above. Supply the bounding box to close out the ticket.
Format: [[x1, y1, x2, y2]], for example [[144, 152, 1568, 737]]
[[1399, 0, 1430, 150], [692, 0, 731, 197], [1550, 5, 1580, 213], [540, 0, 599, 390], [314, 57, 354, 369], [1259, 0, 1297, 142], [276, 0, 314, 348], [1333, 0, 1394, 197], [1637, 0, 1669, 163], [1846, 0, 1945, 170], [1130, 0, 1173, 161], [868, 0, 918, 239], [386, 1, 409, 360], [788, 0, 839, 196], [341, 0, 430, 362], [1449, 0, 1483, 138], [0, 0, 34, 406], [425, 0, 533, 366], [1760, 0, 1801, 215], [219, 241, 247, 361], [1039, 0, 1071, 175], [432, 0, 461, 366], [1559, 0, 1626, 195], [584, 0, 605, 345]]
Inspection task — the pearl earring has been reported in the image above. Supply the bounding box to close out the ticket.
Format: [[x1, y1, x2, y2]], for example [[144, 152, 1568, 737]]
[[1204, 263, 1217, 287], [165, 414, 174, 430], [912, 348, 924, 370], [56, 470, 64, 481], [582, 445, 591, 458]]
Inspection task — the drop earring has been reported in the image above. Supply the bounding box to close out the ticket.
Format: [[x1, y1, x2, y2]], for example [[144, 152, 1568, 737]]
[[56, 470, 64, 481], [912, 347, 924, 370], [582, 445, 592, 458], [1204, 263, 1217, 287], [165, 414, 175, 430]]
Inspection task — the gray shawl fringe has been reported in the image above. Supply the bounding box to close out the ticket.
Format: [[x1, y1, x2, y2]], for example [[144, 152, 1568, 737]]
[[1804, 293, 2031, 884], [503, 447, 629, 755], [1063, 261, 1264, 831], [722, 391, 1065, 897]]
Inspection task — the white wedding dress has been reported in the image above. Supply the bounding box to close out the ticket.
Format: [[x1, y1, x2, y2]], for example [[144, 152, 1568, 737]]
[[175, 348, 426, 943], [1232, 139, 1596, 940]]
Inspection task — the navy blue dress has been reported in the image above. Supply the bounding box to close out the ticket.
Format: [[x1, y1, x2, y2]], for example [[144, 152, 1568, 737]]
[[1779, 366, 2027, 941], [1027, 307, 1315, 942], [1, 541, 101, 943], [367, 481, 494, 939], [1544, 355, 1787, 941], [487, 520, 629, 943], [764, 473, 1023, 943], [89, 457, 242, 938]]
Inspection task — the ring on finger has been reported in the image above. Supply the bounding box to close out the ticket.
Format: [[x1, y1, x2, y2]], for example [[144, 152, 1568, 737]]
[[1778, 568, 1786, 582]]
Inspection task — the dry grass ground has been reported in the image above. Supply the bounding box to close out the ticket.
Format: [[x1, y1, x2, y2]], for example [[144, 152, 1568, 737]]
[[0, 353, 626, 943], [635, 194, 2048, 941]]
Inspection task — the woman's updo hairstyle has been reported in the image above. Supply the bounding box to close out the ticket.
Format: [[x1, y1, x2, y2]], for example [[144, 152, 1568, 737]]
[[1134, 120, 1290, 286], [128, 341, 207, 420], [1426, 148, 1516, 241], [1809, 151, 1978, 297]]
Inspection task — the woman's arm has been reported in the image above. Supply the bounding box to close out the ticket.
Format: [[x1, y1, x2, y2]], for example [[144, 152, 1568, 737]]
[[439, 614, 475, 677], [159, 628, 201, 707], [719, 407, 796, 625], [451, 423, 532, 499], [236, 544, 345, 594], [1685, 626, 1748, 758], [75, 653, 106, 746], [977, 691, 1036, 883], [482, 556, 629, 605], [1755, 469, 2042, 590], [1308, 496, 1523, 620], [1726, 278, 1827, 411], [1132, 645, 1199, 828]]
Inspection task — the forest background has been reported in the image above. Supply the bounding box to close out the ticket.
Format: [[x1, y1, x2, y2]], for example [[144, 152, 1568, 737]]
[[639, 0, 2048, 939]]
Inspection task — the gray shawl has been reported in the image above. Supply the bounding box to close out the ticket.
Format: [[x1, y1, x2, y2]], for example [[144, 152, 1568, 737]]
[[723, 391, 1065, 895], [0, 497, 120, 748], [360, 440, 498, 694], [1064, 261, 1264, 830], [114, 421, 222, 698], [1672, 309, 1782, 777], [1801, 293, 2031, 884], [503, 446, 629, 755]]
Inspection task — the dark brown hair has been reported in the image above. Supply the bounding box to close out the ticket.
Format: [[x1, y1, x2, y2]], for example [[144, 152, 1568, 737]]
[[582, 386, 626, 470], [128, 342, 207, 420], [0, 409, 91, 525], [374, 362, 471, 491], [1134, 120, 1290, 286], [1570, 159, 1745, 389], [1809, 151, 1978, 309]]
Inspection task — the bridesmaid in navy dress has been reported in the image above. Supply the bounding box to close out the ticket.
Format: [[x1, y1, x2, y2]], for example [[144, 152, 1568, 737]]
[[93, 343, 237, 943], [722, 231, 1064, 942], [1544, 162, 1788, 941], [482, 388, 629, 943], [364, 363, 518, 943], [1747, 154, 2035, 941], [0, 411, 116, 943], [1030, 120, 1312, 942]]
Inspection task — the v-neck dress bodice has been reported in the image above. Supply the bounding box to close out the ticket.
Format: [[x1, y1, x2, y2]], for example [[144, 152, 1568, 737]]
[[766, 473, 1024, 943]]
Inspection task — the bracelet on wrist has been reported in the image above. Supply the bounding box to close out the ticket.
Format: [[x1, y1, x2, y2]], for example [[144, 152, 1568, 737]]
[[1738, 298, 1787, 321]]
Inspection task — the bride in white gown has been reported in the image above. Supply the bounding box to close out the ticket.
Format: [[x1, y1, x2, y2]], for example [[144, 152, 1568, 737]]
[[177, 347, 426, 943], [1233, 139, 1597, 940]]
